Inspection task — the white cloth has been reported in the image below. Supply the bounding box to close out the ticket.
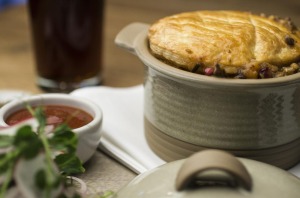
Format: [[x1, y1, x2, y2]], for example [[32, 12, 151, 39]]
[[71, 85, 300, 177], [71, 85, 165, 174]]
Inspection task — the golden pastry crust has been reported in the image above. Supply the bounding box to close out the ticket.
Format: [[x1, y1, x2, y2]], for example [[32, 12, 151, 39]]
[[148, 11, 300, 78]]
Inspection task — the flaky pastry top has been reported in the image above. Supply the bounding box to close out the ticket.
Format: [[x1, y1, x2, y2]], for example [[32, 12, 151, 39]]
[[148, 11, 300, 78]]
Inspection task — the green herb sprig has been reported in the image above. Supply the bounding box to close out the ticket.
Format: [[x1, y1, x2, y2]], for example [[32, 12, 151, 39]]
[[0, 106, 85, 197]]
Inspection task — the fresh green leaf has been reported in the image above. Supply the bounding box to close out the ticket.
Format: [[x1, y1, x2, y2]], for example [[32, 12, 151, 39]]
[[49, 125, 77, 153], [33, 107, 47, 130], [0, 154, 11, 174], [14, 126, 42, 159], [34, 168, 62, 191], [23, 140, 43, 159], [53, 124, 72, 134], [35, 169, 47, 189], [54, 154, 85, 175], [52, 176, 63, 189], [73, 194, 82, 198], [14, 125, 37, 146], [0, 106, 88, 197], [0, 162, 13, 197], [14, 152, 63, 198]]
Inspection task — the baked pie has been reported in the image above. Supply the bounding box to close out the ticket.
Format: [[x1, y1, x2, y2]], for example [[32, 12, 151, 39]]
[[148, 11, 300, 79]]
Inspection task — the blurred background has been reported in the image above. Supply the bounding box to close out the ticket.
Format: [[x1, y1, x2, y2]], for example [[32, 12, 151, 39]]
[[0, 0, 25, 10]]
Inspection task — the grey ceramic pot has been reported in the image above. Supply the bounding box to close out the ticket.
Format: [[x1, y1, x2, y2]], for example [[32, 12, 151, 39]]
[[114, 150, 300, 198], [115, 23, 300, 169]]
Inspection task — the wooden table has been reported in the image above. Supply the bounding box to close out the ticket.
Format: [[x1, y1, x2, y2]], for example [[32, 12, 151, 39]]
[[0, 0, 299, 196]]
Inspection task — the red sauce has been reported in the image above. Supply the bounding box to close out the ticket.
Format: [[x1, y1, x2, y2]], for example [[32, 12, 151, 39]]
[[5, 105, 93, 129]]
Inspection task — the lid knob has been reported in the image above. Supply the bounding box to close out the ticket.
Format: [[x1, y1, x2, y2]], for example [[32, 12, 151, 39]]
[[175, 150, 253, 191]]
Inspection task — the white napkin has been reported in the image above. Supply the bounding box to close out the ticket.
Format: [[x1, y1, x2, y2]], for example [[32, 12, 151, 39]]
[[71, 85, 300, 177], [71, 85, 165, 174]]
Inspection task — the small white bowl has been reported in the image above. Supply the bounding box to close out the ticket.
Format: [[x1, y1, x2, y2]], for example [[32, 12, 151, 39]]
[[0, 93, 103, 163]]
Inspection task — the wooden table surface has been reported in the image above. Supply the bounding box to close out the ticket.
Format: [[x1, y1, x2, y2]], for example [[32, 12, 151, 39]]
[[0, 0, 299, 196]]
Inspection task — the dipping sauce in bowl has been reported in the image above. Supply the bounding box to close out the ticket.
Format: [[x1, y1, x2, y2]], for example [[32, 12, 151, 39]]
[[0, 93, 103, 163], [5, 105, 93, 129]]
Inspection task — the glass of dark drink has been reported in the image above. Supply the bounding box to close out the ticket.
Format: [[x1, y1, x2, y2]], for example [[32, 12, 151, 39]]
[[27, 0, 105, 93]]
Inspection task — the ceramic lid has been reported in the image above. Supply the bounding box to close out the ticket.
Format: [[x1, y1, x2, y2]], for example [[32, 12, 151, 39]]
[[114, 150, 300, 198]]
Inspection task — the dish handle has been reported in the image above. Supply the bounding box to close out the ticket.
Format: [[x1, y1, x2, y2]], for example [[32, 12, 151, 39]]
[[114, 22, 150, 55], [175, 150, 253, 192]]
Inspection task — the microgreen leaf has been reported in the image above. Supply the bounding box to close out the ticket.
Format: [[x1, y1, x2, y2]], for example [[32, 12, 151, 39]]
[[54, 153, 85, 175], [0, 105, 88, 197], [35, 168, 63, 191], [13, 125, 37, 146], [33, 107, 46, 128], [53, 124, 72, 134], [0, 154, 11, 174], [14, 126, 42, 159], [14, 153, 63, 198], [35, 169, 47, 189], [49, 124, 77, 153]]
